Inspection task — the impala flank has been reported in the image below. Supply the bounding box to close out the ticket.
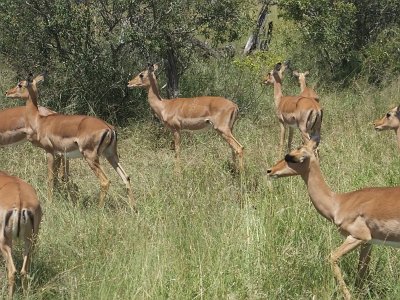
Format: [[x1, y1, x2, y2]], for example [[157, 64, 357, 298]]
[[5, 74, 136, 210], [267, 137, 400, 300], [127, 64, 244, 171], [0, 171, 42, 299]]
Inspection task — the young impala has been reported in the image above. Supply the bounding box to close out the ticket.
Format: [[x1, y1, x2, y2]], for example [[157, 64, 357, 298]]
[[5, 74, 136, 211], [267, 137, 400, 300], [264, 63, 323, 156], [127, 64, 244, 171], [292, 70, 319, 102], [0, 105, 69, 181], [373, 105, 400, 150], [0, 171, 42, 299]]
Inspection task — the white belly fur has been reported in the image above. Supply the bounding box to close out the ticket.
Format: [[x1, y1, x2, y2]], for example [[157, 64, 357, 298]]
[[57, 149, 82, 158], [368, 239, 400, 248]]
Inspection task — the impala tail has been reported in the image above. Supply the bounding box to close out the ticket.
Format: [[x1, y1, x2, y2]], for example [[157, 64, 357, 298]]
[[4, 208, 34, 239], [98, 128, 118, 156], [307, 108, 323, 135]]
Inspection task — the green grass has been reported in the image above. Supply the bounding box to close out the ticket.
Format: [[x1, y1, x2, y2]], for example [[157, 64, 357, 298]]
[[1, 69, 400, 299]]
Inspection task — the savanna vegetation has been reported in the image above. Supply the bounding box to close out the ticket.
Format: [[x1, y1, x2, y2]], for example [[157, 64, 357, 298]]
[[0, 0, 400, 299]]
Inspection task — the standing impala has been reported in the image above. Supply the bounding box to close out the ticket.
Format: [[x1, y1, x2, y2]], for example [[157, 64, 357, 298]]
[[267, 137, 400, 300], [5, 74, 136, 210], [264, 63, 323, 156], [0, 171, 42, 299], [127, 64, 244, 171], [292, 70, 319, 102], [373, 105, 400, 150], [0, 105, 69, 180]]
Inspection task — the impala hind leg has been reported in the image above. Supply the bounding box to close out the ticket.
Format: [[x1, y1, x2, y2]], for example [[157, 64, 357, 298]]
[[0, 239, 16, 300], [219, 129, 244, 172], [84, 156, 110, 207], [106, 155, 137, 212]]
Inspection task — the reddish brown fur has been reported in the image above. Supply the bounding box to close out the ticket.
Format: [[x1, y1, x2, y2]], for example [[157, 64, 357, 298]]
[[0, 171, 41, 299], [128, 64, 244, 171], [267, 139, 400, 299], [5, 75, 135, 210], [373, 106, 400, 150], [264, 64, 322, 155]]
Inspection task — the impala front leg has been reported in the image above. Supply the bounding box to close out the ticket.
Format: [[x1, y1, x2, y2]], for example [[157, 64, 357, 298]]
[[287, 127, 294, 152], [329, 236, 364, 300], [46, 152, 56, 202], [173, 130, 181, 159], [279, 122, 286, 156], [355, 244, 372, 290]]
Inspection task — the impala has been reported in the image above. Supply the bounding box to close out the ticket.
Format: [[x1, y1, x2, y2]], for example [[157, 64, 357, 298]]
[[292, 70, 319, 102], [0, 171, 42, 299], [0, 105, 69, 180], [267, 137, 400, 300], [373, 105, 400, 150], [5, 74, 136, 210], [127, 64, 244, 171], [264, 63, 323, 155]]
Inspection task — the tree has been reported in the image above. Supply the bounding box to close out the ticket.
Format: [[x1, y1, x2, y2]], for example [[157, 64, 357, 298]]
[[0, 0, 250, 121]]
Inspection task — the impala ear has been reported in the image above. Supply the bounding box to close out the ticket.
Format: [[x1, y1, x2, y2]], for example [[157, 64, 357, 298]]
[[33, 73, 45, 85], [304, 71, 310, 76], [396, 105, 400, 118], [308, 135, 320, 150], [274, 62, 282, 72], [153, 64, 159, 71], [293, 70, 299, 77]]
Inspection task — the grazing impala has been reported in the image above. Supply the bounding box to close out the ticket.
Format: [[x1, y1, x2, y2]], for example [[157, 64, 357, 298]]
[[0, 171, 42, 299], [373, 105, 400, 150], [292, 70, 319, 102], [5, 74, 136, 210], [267, 137, 400, 300], [0, 105, 69, 180], [264, 63, 322, 156], [127, 64, 244, 171]]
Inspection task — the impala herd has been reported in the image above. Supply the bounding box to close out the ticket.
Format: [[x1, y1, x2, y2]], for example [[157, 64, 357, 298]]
[[0, 62, 399, 299]]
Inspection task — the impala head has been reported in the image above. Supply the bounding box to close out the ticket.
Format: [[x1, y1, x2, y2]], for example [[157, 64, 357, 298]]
[[267, 136, 320, 178], [127, 64, 158, 89], [5, 74, 44, 99], [293, 70, 309, 81], [373, 106, 400, 131], [263, 62, 285, 85]]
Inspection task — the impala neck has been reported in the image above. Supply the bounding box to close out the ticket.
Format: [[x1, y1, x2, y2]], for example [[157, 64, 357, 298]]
[[25, 84, 40, 130], [300, 158, 338, 222], [272, 76, 283, 107], [146, 72, 164, 117], [299, 78, 307, 92]]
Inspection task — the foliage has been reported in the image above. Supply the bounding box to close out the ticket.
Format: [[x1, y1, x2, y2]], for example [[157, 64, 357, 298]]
[[278, 0, 400, 84], [0, 0, 250, 122]]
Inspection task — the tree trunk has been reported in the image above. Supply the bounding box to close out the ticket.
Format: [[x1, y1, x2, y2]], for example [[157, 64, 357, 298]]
[[243, 2, 270, 55], [165, 46, 180, 99]]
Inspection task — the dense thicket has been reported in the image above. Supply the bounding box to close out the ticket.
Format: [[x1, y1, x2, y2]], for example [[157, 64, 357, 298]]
[[279, 0, 400, 84], [0, 0, 399, 121], [0, 0, 249, 122]]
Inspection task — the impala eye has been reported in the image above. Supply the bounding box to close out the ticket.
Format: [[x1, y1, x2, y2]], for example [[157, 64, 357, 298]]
[[139, 73, 144, 78], [386, 113, 391, 118]]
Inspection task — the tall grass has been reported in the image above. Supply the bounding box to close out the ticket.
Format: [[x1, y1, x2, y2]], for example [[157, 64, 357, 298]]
[[0, 61, 400, 299]]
